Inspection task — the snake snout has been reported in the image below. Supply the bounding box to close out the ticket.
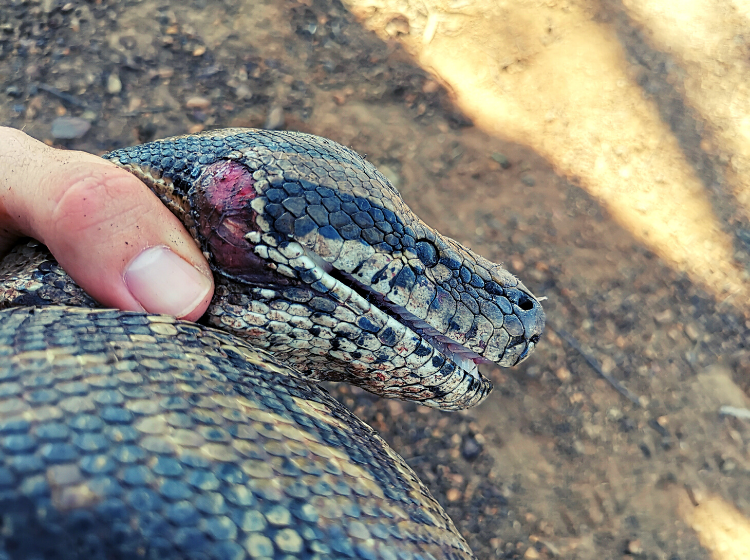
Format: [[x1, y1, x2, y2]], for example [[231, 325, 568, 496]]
[[504, 284, 546, 366]]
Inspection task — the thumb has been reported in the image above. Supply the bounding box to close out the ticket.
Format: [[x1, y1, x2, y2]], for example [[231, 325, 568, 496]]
[[0, 127, 213, 321]]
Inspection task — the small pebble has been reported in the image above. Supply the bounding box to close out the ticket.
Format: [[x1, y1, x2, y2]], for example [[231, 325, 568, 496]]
[[555, 367, 571, 382], [521, 174, 536, 186], [51, 116, 91, 139], [684, 323, 700, 341], [491, 153, 511, 169], [157, 67, 175, 79], [626, 539, 644, 555], [264, 105, 285, 130], [185, 96, 211, 109], [461, 435, 482, 461], [607, 407, 623, 421], [654, 309, 673, 324], [446, 488, 462, 502], [233, 84, 252, 100], [525, 366, 541, 378], [5, 85, 21, 98], [523, 546, 540, 559], [639, 443, 651, 458], [106, 73, 122, 94]]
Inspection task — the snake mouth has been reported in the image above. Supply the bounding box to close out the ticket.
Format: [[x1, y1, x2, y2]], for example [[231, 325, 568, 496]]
[[332, 269, 490, 374], [300, 248, 491, 385]]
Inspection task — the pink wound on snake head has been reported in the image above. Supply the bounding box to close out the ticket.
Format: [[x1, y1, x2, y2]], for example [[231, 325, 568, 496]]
[[194, 160, 273, 283]]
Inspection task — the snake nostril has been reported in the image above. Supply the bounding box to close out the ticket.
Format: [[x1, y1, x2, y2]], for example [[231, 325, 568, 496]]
[[517, 293, 534, 311]]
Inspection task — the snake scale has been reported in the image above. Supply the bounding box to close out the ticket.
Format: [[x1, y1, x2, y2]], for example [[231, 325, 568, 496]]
[[0, 129, 545, 559]]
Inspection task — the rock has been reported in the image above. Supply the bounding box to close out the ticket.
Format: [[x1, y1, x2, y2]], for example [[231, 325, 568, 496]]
[[491, 152, 511, 169], [5, 85, 21, 98], [233, 84, 252, 100], [461, 435, 482, 461], [555, 366, 571, 382], [446, 488, 462, 502], [626, 539, 644, 555], [156, 67, 174, 79], [51, 116, 91, 139], [185, 96, 211, 110], [607, 407, 623, 421], [264, 105, 285, 130], [684, 322, 700, 341], [654, 309, 673, 324], [106, 73, 122, 94]]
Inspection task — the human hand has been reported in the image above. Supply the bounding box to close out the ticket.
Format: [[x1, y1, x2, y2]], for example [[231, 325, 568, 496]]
[[0, 127, 213, 321]]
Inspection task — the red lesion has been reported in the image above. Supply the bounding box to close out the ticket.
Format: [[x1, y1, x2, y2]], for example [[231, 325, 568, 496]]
[[195, 160, 291, 284], [201, 160, 258, 208]]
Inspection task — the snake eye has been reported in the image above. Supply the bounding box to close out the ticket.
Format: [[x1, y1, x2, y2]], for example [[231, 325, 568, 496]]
[[415, 239, 439, 268]]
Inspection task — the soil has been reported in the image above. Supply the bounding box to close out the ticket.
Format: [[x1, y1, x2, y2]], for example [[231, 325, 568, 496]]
[[1, 1, 749, 559]]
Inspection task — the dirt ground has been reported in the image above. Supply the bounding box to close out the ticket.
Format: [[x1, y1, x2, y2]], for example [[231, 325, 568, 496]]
[[1, 1, 749, 559]]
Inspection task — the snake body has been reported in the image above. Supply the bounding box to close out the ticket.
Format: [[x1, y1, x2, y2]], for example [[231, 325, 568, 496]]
[[0, 129, 545, 559]]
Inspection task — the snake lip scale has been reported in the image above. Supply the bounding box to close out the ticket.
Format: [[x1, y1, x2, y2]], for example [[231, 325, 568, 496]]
[[105, 128, 546, 411], [0, 128, 546, 559]]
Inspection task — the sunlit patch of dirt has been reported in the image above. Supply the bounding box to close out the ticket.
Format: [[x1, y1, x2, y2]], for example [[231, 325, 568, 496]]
[[343, 0, 750, 304], [681, 493, 750, 560]]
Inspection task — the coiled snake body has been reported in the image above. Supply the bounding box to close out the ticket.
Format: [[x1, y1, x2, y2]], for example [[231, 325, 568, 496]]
[[0, 130, 545, 559]]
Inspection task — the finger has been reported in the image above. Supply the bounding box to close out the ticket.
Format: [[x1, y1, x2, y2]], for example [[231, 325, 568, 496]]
[[0, 127, 213, 321]]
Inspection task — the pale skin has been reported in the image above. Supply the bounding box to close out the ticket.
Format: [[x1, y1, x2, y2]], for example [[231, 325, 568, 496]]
[[0, 127, 214, 321]]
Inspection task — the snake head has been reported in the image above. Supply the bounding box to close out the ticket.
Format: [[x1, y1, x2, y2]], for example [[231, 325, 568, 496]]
[[106, 129, 545, 410]]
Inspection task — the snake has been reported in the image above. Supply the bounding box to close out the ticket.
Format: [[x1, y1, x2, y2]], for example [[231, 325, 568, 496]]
[[0, 129, 545, 559]]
